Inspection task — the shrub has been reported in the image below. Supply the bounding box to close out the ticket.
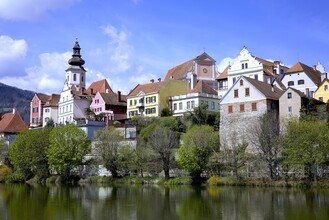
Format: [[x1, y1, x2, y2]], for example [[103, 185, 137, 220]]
[[5, 170, 28, 183], [0, 165, 12, 182], [207, 175, 221, 185]]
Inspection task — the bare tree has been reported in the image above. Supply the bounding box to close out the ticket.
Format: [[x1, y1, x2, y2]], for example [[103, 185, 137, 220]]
[[249, 112, 282, 179], [148, 126, 179, 180], [93, 126, 124, 178]]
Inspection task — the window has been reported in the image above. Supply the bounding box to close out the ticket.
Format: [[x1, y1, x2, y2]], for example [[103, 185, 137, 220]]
[[146, 97, 150, 103], [287, 92, 292, 99], [45, 117, 49, 122], [240, 104, 245, 112], [187, 101, 190, 109], [179, 102, 183, 110], [151, 108, 156, 114], [81, 76, 84, 82], [298, 80, 305, 85], [73, 74, 76, 81], [240, 80, 244, 86], [134, 100, 137, 105], [245, 88, 250, 96], [245, 63, 248, 69], [45, 108, 50, 113], [211, 101, 215, 109], [233, 77, 236, 84], [173, 103, 177, 110], [130, 100, 132, 106], [319, 97, 324, 102], [252, 102, 257, 111], [151, 96, 156, 103], [288, 106, 292, 113], [145, 108, 150, 114], [234, 89, 239, 98], [191, 101, 195, 108], [288, 81, 294, 86], [33, 107, 38, 113], [254, 74, 258, 80], [242, 63, 245, 69], [325, 85, 328, 91], [228, 105, 233, 113]]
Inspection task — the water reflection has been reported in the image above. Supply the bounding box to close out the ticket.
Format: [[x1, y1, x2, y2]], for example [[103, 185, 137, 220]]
[[0, 184, 329, 220]]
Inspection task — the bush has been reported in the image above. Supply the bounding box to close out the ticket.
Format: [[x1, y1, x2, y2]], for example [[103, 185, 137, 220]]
[[0, 165, 12, 182], [207, 175, 221, 185], [113, 121, 121, 126], [5, 170, 28, 183]]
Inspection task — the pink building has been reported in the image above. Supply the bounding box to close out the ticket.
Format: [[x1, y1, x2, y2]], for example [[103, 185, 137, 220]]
[[30, 93, 50, 128]]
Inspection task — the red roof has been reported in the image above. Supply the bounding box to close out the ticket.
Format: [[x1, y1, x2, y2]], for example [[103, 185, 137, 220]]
[[86, 79, 113, 95], [216, 65, 231, 80], [286, 62, 322, 85], [190, 80, 218, 95], [0, 111, 28, 133], [128, 81, 165, 96]]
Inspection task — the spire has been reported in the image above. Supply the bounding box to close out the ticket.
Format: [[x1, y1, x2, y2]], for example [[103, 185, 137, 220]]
[[68, 38, 85, 66]]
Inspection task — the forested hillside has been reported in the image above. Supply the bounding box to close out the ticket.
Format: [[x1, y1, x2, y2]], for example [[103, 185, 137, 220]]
[[0, 82, 35, 124]]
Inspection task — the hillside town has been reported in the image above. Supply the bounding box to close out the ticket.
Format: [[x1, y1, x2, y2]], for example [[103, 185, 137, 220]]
[[1, 39, 329, 183]]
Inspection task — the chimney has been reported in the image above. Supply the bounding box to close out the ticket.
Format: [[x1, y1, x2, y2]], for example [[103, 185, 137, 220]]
[[117, 91, 121, 102], [91, 88, 94, 95], [106, 89, 109, 93], [150, 79, 154, 83], [158, 78, 161, 82], [13, 108, 16, 114]]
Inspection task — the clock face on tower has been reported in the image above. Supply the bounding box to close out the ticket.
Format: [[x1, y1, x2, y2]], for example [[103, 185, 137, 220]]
[[203, 68, 208, 73]]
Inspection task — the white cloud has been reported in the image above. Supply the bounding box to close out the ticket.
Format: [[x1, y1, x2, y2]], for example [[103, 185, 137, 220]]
[[217, 57, 234, 73], [0, 0, 79, 20], [0, 51, 71, 94], [0, 35, 28, 77], [98, 25, 133, 73]]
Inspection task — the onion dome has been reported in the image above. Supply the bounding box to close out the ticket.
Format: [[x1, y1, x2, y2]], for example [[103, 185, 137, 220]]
[[68, 38, 85, 66]]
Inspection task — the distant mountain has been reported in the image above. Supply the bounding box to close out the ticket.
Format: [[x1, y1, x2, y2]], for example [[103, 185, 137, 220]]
[[0, 82, 35, 125]]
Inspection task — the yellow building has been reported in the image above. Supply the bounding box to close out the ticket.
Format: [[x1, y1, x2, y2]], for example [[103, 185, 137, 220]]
[[314, 79, 329, 103], [127, 79, 188, 118]]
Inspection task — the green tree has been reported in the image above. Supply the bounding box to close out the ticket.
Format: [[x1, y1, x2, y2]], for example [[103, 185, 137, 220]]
[[148, 125, 180, 180], [160, 107, 173, 117], [92, 126, 124, 178], [177, 125, 219, 183], [281, 119, 329, 181], [45, 118, 55, 128], [47, 124, 89, 178], [0, 139, 9, 166], [9, 128, 51, 179], [184, 102, 220, 130]]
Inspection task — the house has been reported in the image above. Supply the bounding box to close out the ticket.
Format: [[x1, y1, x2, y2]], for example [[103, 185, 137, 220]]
[[221, 47, 288, 97], [220, 76, 283, 152], [217, 65, 230, 98], [164, 52, 219, 91], [280, 87, 324, 121], [30, 93, 50, 128], [314, 79, 329, 103], [127, 79, 188, 118], [90, 90, 127, 125], [280, 62, 322, 98], [0, 109, 28, 144], [170, 80, 220, 116], [42, 94, 60, 127]]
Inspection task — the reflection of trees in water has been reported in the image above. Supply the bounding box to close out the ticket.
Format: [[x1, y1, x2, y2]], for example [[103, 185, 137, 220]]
[[1, 184, 329, 220]]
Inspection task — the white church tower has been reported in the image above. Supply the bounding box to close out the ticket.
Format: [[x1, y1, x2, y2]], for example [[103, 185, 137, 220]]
[[57, 39, 91, 125]]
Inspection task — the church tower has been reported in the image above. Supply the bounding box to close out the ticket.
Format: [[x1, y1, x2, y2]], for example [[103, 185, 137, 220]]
[[65, 39, 86, 90]]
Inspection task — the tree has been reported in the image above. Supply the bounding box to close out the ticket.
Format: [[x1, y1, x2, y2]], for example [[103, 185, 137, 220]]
[[148, 125, 180, 180], [92, 126, 124, 178], [45, 118, 55, 128], [0, 139, 9, 166], [281, 119, 329, 181], [47, 124, 89, 178], [160, 107, 173, 117], [184, 102, 220, 130], [9, 128, 51, 178], [177, 125, 219, 183], [249, 112, 282, 179]]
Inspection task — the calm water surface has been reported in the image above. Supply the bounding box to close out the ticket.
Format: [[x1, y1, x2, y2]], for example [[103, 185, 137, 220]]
[[0, 183, 329, 220]]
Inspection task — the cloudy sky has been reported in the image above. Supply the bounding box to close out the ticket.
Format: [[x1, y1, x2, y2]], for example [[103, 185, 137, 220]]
[[0, 0, 329, 94]]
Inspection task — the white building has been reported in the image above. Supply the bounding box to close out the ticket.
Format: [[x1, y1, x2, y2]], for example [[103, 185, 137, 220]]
[[218, 47, 288, 98], [280, 62, 322, 98], [42, 94, 60, 127], [171, 80, 220, 116]]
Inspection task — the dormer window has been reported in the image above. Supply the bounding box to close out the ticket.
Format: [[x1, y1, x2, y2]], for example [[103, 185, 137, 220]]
[[298, 80, 305, 85], [288, 81, 294, 86]]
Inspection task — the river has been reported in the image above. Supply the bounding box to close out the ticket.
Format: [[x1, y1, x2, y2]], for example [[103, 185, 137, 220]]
[[0, 184, 328, 220]]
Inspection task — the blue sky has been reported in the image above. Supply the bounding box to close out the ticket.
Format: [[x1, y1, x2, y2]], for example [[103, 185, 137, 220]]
[[0, 0, 328, 95]]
